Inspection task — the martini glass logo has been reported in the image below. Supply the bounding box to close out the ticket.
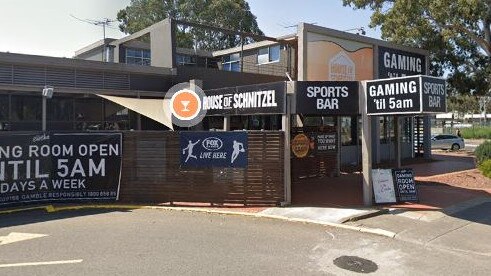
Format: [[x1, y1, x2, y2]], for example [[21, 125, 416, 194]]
[[170, 89, 201, 121], [166, 82, 207, 127]]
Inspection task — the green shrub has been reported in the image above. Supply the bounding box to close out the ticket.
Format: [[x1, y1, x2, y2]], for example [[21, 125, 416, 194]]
[[461, 127, 491, 139], [475, 140, 491, 164], [479, 159, 491, 178]]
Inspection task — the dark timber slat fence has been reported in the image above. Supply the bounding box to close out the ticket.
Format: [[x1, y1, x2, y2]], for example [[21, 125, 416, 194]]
[[119, 131, 285, 205]]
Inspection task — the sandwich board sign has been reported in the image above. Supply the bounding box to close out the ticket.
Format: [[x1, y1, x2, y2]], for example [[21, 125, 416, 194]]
[[393, 168, 418, 202], [366, 75, 446, 115], [372, 169, 397, 204]]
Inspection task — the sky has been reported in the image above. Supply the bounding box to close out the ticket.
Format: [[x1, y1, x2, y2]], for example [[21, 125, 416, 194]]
[[0, 0, 380, 58]]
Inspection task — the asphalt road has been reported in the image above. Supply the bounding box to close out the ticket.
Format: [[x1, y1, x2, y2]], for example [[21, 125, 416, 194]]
[[0, 209, 490, 275]]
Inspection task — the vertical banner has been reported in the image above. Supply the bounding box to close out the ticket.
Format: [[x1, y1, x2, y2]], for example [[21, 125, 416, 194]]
[[0, 133, 122, 207], [180, 132, 248, 168]]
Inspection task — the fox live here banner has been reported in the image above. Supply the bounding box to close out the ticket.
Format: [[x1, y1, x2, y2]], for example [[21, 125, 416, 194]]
[[0, 133, 122, 207]]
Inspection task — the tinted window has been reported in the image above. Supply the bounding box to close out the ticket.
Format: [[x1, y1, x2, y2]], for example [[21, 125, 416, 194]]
[[0, 95, 8, 120]]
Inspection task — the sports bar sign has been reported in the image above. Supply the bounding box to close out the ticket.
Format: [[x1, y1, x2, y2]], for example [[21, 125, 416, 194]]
[[366, 75, 446, 115], [0, 133, 122, 207], [295, 81, 359, 115]]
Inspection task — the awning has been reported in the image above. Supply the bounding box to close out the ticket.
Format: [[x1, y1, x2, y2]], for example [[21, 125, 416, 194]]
[[97, 94, 173, 130]]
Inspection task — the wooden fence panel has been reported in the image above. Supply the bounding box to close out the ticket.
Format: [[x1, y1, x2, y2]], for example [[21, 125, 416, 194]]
[[119, 131, 285, 205]]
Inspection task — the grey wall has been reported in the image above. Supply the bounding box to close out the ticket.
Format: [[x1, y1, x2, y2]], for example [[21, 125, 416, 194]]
[[175, 66, 287, 89]]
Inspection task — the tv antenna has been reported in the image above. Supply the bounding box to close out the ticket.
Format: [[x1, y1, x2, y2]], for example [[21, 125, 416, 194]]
[[70, 14, 117, 61], [343, 27, 366, 35]]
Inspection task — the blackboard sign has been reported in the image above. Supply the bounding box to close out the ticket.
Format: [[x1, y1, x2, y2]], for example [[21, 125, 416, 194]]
[[315, 133, 337, 152], [0, 133, 122, 207], [372, 169, 397, 204], [393, 168, 418, 202], [203, 82, 286, 116], [295, 81, 359, 115], [378, 46, 426, 79], [180, 131, 248, 168]]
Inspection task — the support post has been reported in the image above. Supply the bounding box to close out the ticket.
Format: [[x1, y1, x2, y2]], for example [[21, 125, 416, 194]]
[[336, 116, 341, 176], [223, 116, 230, 131], [282, 107, 291, 206], [42, 97, 47, 132], [282, 82, 295, 206], [395, 116, 402, 168], [360, 81, 373, 206], [423, 115, 432, 159]]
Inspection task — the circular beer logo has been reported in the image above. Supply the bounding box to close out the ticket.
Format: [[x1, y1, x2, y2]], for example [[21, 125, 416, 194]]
[[170, 89, 201, 121], [291, 134, 310, 158]]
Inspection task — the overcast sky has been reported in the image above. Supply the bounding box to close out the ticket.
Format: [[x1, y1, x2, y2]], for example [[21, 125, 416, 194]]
[[0, 0, 379, 58]]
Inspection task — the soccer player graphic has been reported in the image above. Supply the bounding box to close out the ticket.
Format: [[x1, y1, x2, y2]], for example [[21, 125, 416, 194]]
[[182, 140, 200, 162], [231, 140, 245, 164]]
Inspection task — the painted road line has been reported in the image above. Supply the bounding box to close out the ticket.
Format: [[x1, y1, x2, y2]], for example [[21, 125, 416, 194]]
[[0, 259, 83, 268], [0, 232, 48, 246]]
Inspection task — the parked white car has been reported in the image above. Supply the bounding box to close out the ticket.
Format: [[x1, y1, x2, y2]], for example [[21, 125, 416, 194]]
[[431, 134, 465, 150]]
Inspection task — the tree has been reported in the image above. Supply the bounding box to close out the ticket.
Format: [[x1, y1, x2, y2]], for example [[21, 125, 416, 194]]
[[342, 0, 491, 95], [117, 0, 264, 50]]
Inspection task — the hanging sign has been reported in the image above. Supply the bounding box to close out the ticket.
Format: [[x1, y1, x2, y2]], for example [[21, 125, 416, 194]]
[[366, 75, 447, 115], [295, 81, 359, 115], [421, 76, 446, 113], [180, 131, 248, 168], [372, 169, 397, 204], [0, 133, 122, 207], [203, 82, 286, 116], [378, 46, 426, 78], [393, 168, 418, 202]]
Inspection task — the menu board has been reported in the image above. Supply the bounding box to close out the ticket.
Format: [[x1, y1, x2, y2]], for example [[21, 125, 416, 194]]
[[393, 168, 418, 202], [372, 169, 397, 204]]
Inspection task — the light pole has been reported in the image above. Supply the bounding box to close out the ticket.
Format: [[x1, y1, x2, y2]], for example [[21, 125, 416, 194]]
[[42, 86, 54, 132]]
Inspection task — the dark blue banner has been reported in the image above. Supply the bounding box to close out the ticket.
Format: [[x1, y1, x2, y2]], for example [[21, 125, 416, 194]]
[[0, 133, 122, 207], [180, 132, 248, 168]]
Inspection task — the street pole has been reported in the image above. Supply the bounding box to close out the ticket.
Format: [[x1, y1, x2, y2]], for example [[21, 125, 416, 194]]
[[41, 86, 54, 132], [42, 96, 47, 132]]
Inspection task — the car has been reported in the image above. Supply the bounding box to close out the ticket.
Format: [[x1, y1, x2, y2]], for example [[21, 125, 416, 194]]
[[431, 134, 465, 150]]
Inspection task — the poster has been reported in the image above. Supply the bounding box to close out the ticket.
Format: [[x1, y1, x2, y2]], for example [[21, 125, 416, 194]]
[[315, 133, 337, 152], [180, 132, 248, 168], [372, 169, 397, 204], [0, 133, 122, 206], [393, 168, 418, 202]]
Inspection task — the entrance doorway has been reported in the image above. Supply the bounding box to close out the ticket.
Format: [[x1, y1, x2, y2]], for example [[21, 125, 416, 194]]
[[290, 115, 363, 207]]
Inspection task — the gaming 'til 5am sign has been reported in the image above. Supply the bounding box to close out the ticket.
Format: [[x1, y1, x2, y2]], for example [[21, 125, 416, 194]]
[[366, 75, 446, 115]]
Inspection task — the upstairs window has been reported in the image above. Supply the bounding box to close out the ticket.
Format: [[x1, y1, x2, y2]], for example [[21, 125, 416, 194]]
[[257, 45, 280, 64], [222, 53, 240, 72], [126, 48, 151, 66], [176, 54, 197, 66]]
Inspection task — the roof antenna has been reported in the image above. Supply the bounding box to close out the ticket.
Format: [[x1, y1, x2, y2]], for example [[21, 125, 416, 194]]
[[70, 14, 117, 61]]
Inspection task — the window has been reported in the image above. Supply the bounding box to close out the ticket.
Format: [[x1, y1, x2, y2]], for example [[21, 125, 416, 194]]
[[222, 53, 240, 72], [380, 116, 395, 144], [0, 95, 8, 121], [176, 54, 196, 66], [125, 48, 151, 66], [10, 95, 42, 121], [257, 45, 280, 64]]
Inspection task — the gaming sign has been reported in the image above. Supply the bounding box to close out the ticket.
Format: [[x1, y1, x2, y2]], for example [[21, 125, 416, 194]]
[[366, 75, 446, 115]]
